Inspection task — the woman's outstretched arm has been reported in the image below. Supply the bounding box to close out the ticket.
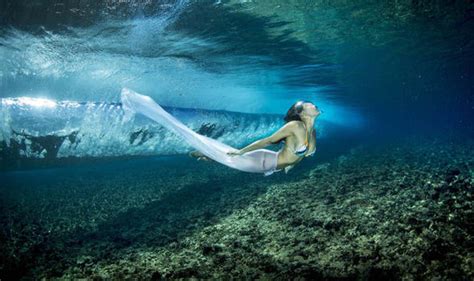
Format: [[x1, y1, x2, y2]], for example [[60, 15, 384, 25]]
[[228, 121, 296, 156]]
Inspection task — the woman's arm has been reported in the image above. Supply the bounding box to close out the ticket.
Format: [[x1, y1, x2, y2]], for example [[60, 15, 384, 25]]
[[306, 129, 317, 157], [228, 122, 296, 155]]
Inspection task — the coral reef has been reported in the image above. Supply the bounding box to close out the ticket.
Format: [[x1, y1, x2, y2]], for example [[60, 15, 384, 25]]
[[0, 135, 472, 280]]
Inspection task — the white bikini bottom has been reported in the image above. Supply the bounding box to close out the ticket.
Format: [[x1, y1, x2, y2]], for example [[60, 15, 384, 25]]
[[121, 88, 283, 176]]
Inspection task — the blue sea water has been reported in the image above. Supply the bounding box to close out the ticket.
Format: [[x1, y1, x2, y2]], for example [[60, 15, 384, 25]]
[[0, 0, 473, 279]]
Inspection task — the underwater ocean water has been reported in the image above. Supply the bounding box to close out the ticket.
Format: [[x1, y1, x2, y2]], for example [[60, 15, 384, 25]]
[[0, 0, 473, 279]]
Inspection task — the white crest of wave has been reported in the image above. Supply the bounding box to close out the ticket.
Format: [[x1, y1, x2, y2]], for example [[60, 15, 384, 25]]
[[2, 97, 57, 108]]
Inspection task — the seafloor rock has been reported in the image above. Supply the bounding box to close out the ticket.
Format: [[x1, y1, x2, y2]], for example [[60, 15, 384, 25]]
[[0, 135, 472, 279]]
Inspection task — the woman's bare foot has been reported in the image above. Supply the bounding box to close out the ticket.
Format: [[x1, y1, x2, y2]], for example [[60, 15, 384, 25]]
[[188, 150, 212, 161]]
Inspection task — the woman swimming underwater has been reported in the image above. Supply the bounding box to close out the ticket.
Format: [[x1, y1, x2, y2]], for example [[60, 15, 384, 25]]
[[121, 88, 321, 176], [191, 100, 321, 174]]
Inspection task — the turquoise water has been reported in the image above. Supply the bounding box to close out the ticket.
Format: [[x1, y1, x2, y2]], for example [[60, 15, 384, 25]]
[[1, 1, 473, 279]]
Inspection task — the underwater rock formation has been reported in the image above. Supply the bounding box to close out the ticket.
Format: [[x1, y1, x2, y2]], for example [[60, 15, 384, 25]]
[[0, 135, 472, 279]]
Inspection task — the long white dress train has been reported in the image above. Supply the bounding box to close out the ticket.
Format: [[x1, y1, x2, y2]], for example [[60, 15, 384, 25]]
[[120, 88, 282, 176]]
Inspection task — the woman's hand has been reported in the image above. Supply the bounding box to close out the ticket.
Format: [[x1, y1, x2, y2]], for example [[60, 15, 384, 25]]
[[227, 150, 243, 157]]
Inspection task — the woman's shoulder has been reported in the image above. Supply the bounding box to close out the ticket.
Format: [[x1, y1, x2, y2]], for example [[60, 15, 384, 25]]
[[283, 121, 303, 134], [286, 120, 304, 127], [287, 120, 307, 132]]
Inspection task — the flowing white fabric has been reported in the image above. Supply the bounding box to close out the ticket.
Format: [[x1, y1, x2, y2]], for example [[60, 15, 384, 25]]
[[120, 88, 281, 176]]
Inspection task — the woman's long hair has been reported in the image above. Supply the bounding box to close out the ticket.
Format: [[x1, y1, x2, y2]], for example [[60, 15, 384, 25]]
[[284, 100, 314, 123]]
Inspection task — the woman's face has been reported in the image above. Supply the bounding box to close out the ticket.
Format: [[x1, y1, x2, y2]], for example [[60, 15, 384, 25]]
[[301, 102, 321, 118]]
